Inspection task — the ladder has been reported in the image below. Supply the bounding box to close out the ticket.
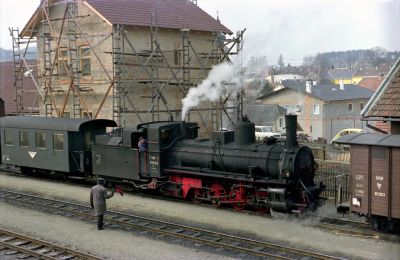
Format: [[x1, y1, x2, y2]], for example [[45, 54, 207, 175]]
[[150, 12, 160, 122], [67, 0, 81, 118], [182, 31, 191, 121], [42, 2, 53, 117], [112, 25, 124, 126], [10, 28, 24, 115]]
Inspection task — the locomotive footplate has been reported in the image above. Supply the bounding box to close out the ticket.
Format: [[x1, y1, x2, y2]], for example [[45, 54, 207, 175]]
[[163, 167, 287, 185]]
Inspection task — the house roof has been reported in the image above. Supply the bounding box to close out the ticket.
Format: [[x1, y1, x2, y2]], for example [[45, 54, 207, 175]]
[[357, 77, 384, 92], [362, 57, 400, 119], [22, 0, 231, 36], [243, 104, 286, 126], [270, 80, 374, 102], [0, 61, 39, 115]]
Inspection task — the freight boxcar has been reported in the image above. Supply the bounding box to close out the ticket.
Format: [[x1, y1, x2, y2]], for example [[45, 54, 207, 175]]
[[335, 133, 400, 232]]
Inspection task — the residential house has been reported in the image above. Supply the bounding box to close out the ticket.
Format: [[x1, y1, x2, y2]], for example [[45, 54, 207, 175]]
[[0, 60, 39, 115], [258, 80, 374, 141], [327, 69, 363, 85], [362, 57, 400, 134], [243, 104, 286, 132], [266, 74, 304, 83]]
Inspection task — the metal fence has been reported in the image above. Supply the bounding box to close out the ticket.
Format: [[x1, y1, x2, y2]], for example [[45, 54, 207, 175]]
[[308, 144, 351, 204]]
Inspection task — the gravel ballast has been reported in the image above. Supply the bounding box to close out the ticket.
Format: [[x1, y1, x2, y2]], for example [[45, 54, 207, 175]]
[[0, 173, 399, 259]]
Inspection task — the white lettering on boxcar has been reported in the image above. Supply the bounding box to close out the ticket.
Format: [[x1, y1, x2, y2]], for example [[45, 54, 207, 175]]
[[356, 184, 364, 188], [374, 192, 386, 197], [377, 182, 382, 190], [355, 189, 365, 195], [376, 176, 384, 181], [355, 175, 364, 181]]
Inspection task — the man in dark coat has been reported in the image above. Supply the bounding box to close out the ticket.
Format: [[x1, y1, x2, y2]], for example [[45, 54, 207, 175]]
[[90, 178, 114, 230]]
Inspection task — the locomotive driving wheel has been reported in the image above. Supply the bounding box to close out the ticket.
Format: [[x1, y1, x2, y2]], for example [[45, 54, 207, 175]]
[[229, 187, 247, 211], [209, 183, 227, 206]]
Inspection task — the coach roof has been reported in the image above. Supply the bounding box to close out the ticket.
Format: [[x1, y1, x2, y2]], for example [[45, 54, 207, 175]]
[[0, 116, 117, 132], [334, 133, 400, 147]]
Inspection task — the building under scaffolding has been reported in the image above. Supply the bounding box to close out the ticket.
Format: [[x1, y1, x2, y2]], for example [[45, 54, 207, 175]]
[[13, 0, 244, 136]]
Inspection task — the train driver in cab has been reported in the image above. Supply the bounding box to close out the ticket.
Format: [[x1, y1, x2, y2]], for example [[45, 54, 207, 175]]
[[138, 136, 148, 152]]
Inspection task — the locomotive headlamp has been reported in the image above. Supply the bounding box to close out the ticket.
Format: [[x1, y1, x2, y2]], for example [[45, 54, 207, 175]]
[[282, 169, 290, 178]]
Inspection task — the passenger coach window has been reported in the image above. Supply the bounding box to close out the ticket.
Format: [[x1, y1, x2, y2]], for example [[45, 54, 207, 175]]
[[4, 129, 14, 145], [19, 131, 29, 147], [53, 133, 64, 151], [36, 132, 46, 149]]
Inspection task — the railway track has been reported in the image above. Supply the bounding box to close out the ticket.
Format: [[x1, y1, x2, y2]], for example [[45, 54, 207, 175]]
[[317, 217, 400, 242], [0, 189, 345, 260], [0, 227, 100, 260]]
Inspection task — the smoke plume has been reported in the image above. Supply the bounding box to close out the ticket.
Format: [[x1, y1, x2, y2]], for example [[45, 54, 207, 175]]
[[181, 62, 242, 120]]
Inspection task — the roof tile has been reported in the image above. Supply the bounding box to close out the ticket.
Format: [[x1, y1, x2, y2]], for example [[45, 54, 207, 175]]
[[85, 0, 232, 33], [366, 65, 400, 117]]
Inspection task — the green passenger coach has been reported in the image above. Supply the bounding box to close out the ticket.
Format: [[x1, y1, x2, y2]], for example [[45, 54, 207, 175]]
[[0, 116, 116, 176]]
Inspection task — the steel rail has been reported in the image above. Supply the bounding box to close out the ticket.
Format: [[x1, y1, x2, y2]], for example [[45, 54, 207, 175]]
[[0, 189, 344, 260], [0, 227, 101, 259], [317, 217, 399, 242]]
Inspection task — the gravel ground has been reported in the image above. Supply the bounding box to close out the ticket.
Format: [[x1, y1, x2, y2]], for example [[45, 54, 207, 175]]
[[0, 173, 399, 259]]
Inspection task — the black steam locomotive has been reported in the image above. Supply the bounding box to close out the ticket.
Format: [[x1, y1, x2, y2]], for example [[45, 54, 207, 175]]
[[0, 115, 324, 213]]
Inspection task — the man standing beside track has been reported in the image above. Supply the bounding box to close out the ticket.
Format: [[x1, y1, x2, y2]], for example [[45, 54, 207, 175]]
[[90, 178, 114, 230]]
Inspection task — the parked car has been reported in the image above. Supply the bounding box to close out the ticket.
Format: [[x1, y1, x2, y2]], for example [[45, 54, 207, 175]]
[[331, 128, 363, 143], [255, 126, 282, 142]]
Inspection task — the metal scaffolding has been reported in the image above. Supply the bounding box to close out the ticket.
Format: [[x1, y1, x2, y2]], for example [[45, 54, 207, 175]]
[[11, 0, 244, 135]]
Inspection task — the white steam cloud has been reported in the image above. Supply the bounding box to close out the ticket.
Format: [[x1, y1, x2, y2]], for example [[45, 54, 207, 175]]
[[181, 62, 242, 120]]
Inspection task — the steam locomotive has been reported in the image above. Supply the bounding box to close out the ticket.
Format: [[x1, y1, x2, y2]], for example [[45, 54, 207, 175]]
[[0, 115, 324, 213]]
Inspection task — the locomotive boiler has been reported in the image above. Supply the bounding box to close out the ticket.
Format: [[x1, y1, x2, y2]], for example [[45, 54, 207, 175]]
[[92, 115, 324, 213]]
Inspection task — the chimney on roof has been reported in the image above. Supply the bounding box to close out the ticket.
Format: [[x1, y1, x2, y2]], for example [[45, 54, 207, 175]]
[[339, 79, 345, 90], [305, 80, 312, 93], [312, 80, 317, 86]]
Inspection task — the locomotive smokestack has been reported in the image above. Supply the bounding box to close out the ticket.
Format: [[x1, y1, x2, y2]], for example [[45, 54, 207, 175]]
[[285, 115, 298, 147]]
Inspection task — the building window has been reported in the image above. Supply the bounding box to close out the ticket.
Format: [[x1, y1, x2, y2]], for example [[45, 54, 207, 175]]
[[174, 49, 181, 66], [58, 49, 69, 77], [4, 129, 14, 146], [279, 118, 283, 128], [80, 46, 91, 77], [36, 132, 46, 149], [82, 111, 92, 119], [19, 131, 29, 147], [62, 112, 71, 118], [348, 103, 353, 111], [360, 103, 364, 110], [53, 133, 64, 151], [313, 104, 320, 115]]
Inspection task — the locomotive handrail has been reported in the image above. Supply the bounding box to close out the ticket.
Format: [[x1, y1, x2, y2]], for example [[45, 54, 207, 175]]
[[161, 135, 184, 150]]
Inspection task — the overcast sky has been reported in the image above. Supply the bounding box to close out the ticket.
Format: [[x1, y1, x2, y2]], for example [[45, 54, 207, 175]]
[[1, 0, 399, 65]]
